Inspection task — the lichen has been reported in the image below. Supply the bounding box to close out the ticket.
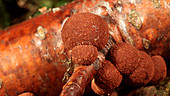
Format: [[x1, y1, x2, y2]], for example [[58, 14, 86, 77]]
[[36, 26, 47, 40], [114, 5, 122, 13], [62, 69, 71, 82], [153, 0, 161, 8], [18, 45, 22, 52], [52, 7, 61, 13], [128, 10, 142, 30], [61, 59, 72, 67], [142, 38, 150, 49], [0, 79, 3, 89]]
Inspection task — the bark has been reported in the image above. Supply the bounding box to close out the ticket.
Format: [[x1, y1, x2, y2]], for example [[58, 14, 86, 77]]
[[0, 0, 169, 95]]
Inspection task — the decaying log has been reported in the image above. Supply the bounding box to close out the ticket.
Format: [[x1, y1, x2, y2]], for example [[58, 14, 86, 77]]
[[0, 0, 169, 95]]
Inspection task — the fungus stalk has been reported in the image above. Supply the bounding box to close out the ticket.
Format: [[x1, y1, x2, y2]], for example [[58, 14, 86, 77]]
[[60, 35, 116, 96]]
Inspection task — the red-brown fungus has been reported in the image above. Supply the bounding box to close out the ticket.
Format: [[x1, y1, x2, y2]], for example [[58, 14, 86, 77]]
[[60, 65, 97, 96], [60, 12, 110, 96], [71, 45, 98, 65], [150, 55, 167, 85], [91, 60, 122, 95], [91, 79, 108, 95], [109, 42, 140, 75], [61, 13, 109, 50], [18, 92, 34, 96], [125, 51, 154, 87]]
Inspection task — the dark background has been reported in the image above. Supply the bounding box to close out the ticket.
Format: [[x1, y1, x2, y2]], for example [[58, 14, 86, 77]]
[[0, 0, 73, 29]]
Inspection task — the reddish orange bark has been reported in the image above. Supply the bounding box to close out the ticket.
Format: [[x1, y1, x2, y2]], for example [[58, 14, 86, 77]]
[[0, 0, 169, 96]]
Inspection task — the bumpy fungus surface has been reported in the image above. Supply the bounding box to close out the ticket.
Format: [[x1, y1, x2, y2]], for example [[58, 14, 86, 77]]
[[125, 51, 154, 87], [61, 13, 109, 50], [92, 60, 122, 95], [150, 56, 167, 85], [71, 45, 98, 65], [109, 42, 140, 75]]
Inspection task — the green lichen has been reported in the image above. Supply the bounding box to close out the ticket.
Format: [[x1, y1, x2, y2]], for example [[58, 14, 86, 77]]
[[156, 90, 169, 96], [62, 70, 70, 82], [36, 26, 47, 40], [0, 79, 3, 89], [153, 0, 160, 8], [142, 38, 150, 49], [61, 59, 72, 67], [156, 77, 170, 96], [128, 10, 142, 30]]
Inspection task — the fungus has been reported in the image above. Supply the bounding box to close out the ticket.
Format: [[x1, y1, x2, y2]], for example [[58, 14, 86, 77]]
[[61, 13, 109, 50], [150, 55, 167, 85], [91, 60, 122, 95], [18, 92, 34, 96], [60, 12, 167, 96], [91, 79, 108, 95], [109, 42, 140, 75], [125, 51, 154, 87], [71, 45, 98, 65], [61, 12, 111, 96]]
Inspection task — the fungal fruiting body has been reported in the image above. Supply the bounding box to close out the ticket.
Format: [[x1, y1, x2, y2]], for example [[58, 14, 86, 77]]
[[109, 42, 167, 88], [109, 43, 140, 75], [125, 51, 155, 87], [61, 13, 109, 50], [18, 92, 34, 96], [91, 60, 122, 95], [0, 0, 169, 95], [71, 45, 98, 65], [60, 11, 167, 95], [150, 56, 167, 85], [60, 65, 97, 96], [61, 12, 110, 96]]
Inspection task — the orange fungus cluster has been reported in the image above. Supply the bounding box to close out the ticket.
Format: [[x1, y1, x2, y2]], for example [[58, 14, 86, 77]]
[[61, 13, 167, 95]]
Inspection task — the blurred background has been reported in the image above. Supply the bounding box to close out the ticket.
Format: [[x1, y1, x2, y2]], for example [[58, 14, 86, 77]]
[[0, 0, 73, 29]]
